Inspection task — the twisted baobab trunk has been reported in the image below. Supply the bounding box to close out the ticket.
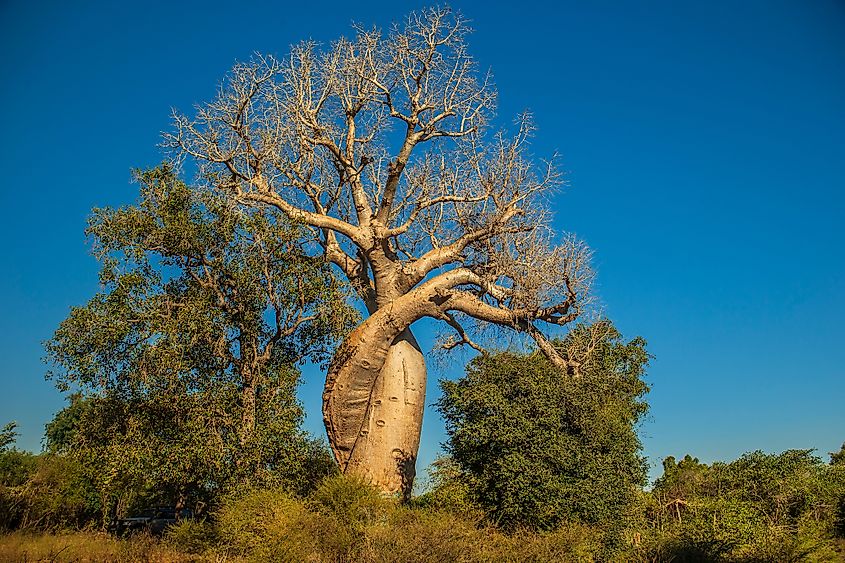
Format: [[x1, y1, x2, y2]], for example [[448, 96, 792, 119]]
[[322, 276, 458, 497], [343, 332, 425, 497], [323, 326, 427, 497]]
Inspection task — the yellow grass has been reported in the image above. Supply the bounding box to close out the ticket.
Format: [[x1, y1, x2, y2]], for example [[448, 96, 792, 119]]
[[0, 531, 214, 563]]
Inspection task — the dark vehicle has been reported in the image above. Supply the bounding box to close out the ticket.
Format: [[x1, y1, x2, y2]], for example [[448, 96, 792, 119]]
[[110, 506, 192, 536]]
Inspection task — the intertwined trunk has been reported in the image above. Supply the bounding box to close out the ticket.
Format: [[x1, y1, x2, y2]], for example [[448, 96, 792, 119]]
[[344, 331, 426, 498], [323, 278, 442, 498], [324, 328, 427, 498]]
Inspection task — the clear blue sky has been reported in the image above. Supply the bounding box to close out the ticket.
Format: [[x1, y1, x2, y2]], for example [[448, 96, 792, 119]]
[[1, 0, 843, 481]]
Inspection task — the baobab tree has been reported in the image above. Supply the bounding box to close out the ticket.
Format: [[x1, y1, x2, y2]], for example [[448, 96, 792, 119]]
[[168, 7, 594, 497]]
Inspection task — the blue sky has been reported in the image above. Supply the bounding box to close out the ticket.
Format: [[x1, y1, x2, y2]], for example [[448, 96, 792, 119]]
[[1, 0, 843, 481]]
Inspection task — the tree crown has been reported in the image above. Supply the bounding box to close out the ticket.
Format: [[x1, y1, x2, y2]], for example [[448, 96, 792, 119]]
[[167, 6, 593, 364]]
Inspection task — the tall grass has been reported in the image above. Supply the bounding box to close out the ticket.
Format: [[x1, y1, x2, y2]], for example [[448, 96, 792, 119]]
[[0, 530, 205, 562]]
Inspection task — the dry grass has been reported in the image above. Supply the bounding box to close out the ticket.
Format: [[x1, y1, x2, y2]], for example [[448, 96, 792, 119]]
[[0, 531, 215, 563]]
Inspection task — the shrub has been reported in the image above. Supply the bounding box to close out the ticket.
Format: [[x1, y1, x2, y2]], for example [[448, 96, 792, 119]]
[[364, 507, 483, 562], [0, 454, 99, 532], [164, 518, 217, 554], [437, 321, 649, 537], [307, 473, 389, 560], [642, 449, 845, 561], [309, 473, 386, 529], [214, 487, 317, 561], [412, 457, 482, 520]]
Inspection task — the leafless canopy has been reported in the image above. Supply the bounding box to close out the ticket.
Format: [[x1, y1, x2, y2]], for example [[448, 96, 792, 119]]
[[166, 7, 593, 368]]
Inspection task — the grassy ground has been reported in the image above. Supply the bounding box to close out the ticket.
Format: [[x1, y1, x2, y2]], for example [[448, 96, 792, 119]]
[[3, 530, 843, 563], [0, 523, 603, 563], [0, 531, 211, 563]]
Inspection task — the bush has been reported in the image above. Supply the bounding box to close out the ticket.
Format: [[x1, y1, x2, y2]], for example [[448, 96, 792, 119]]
[[640, 449, 845, 561], [214, 476, 391, 562], [0, 449, 38, 488], [164, 518, 217, 554], [309, 473, 386, 529], [214, 487, 317, 561], [308, 474, 389, 560], [364, 507, 602, 562], [213, 479, 603, 562], [363, 507, 484, 562], [412, 457, 483, 520], [437, 321, 649, 537], [0, 453, 99, 532]]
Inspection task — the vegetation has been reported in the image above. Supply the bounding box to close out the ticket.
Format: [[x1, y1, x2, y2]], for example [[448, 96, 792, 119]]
[[4, 330, 845, 560], [5, 314, 842, 560], [2, 461, 842, 561], [639, 449, 845, 561], [437, 322, 649, 537], [42, 166, 352, 518]]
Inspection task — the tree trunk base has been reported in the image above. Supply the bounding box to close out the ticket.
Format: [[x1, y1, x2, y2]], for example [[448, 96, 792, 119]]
[[343, 329, 426, 499]]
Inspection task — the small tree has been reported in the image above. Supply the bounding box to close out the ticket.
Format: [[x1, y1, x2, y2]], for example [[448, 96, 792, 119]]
[[168, 6, 594, 496], [830, 443, 845, 466], [0, 422, 18, 452], [45, 166, 354, 511], [437, 322, 649, 532]]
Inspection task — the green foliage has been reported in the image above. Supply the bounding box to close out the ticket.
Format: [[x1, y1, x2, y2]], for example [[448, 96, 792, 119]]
[[437, 321, 649, 536], [0, 449, 37, 531], [309, 473, 386, 529], [44, 394, 86, 453], [308, 474, 390, 559], [365, 507, 602, 563], [0, 450, 37, 489], [653, 454, 711, 498], [0, 454, 99, 532], [215, 487, 319, 561], [412, 457, 482, 519], [639, 449, 845, 561], [830, 443, 845, 466], [43, 165, 354, 520], [164, 519, 218, 555], [212, 475, 602, 562], [0, 425, 40, 531], [0, 422, 18, 452]]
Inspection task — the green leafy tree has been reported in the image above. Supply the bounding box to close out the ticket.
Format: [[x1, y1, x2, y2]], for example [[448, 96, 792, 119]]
[[830, 443, 845, 466], [0, 421, 96, 532], [45, 166, 356, 514], [0, 422, 18, 452], [653, 454, 712, 501], [437, 321, 649, 534], [44, 394, 86, 453], [645, 449, 845, 560], [0, 422, 36, 489], [413, 457, 480, 518]]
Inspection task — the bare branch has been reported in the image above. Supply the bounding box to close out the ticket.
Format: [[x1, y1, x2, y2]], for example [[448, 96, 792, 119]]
[[439, 311, 485, 353]]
